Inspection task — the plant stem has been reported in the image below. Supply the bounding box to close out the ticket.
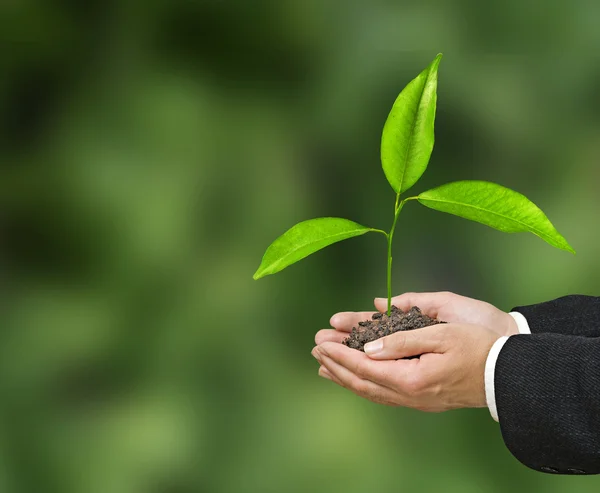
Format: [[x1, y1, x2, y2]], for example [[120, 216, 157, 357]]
[[387, 196, 405, 316], [370, 228, 389, 237], [385, 196, 419, 316]]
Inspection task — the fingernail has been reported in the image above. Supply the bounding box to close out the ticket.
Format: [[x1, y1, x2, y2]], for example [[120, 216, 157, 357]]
[[311, 348, 322, 362], [364, 339, 383, 355], [319, 368, 332, 381]]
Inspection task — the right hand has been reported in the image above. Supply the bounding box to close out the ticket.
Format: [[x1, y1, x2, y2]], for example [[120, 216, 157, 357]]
[[315, 291, 518, 345]]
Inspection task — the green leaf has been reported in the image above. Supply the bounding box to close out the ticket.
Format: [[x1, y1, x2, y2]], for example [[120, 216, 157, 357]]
[[381, 53, 442, 194], [418, 181, 575, 253], [253, 218, 378, 279]]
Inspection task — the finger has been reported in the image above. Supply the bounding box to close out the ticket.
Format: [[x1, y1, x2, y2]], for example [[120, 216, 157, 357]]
[[315, 329, 349, 345], [329, 311, 377, 332], [363, 324, 450, 360], [316, 341, 412, 389], [318, 366, 334, 381], [314, 352, 399, 405], [374, 292, 450, 318], [318, 365, 346, 388]]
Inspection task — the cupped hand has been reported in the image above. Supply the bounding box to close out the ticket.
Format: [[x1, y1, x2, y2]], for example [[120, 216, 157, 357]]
[[314, 291, 517, 346], [312, 322, 500, 411]]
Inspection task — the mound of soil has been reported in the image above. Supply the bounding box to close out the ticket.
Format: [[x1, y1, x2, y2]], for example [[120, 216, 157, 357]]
[[342, 306, 445, 352]]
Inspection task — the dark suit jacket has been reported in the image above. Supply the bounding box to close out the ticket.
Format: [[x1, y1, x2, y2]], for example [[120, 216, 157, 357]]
[[496, 295, 600, 475]]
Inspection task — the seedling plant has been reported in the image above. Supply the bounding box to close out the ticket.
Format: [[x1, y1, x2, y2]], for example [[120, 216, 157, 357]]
[[253, 54, 574, 318]]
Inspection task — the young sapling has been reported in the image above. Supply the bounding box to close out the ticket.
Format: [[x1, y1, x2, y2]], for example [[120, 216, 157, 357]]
[[253, 54, 574, 349]]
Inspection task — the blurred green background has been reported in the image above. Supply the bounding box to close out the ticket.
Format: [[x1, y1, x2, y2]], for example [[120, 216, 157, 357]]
[[1, 1, 600, 492]]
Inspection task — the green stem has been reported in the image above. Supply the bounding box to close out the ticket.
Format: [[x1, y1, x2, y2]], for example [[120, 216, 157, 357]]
[[387, 197, 404, 316], [370, 228, 389, 237], [385, 196, 418, 315]]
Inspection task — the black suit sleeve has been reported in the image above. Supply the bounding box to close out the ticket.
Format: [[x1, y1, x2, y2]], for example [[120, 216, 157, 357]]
[[512, 295, 600, 337], [495, 333, 600, 475]]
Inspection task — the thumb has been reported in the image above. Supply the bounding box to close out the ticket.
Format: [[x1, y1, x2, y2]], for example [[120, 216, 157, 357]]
[[363, 324, 448, 359]]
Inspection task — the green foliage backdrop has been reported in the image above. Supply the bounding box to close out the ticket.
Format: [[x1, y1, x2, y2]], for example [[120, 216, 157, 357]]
[[1, 1, 599, 492]]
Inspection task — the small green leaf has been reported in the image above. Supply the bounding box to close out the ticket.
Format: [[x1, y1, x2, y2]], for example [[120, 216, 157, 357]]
[[381, 54, 442, 194], [253, 218, 379, 279], [418, 181, 575, 253]]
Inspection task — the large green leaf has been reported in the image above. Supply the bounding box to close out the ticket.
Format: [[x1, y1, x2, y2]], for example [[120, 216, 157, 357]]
[[253, 218, 377, 279], [381, 54, 442, 194], [418, 181, 575, 253]]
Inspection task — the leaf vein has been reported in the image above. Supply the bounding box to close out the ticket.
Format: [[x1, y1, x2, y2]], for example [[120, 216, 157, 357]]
[[264, 228, 370, 274], [419, 197, 555, 242], [397, 83, 425, 193]]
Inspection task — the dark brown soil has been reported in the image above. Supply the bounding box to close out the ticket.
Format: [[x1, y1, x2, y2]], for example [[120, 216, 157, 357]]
[[342, 306, 445, 352]]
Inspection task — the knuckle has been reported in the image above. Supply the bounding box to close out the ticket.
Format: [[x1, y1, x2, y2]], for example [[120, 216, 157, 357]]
[[438, 325, 456, 343], [353, 361, 365, 378], [436, 326, 451, 346], [319, 342, 334, 357], [353, 378, 369, 394], [354, 360, 371, 379], [388, 333, 406, 353], [404, 372, 426, 394], [393, 292, 412, 303], [371, 389, 391, 405], [429, 382, 443, 399]]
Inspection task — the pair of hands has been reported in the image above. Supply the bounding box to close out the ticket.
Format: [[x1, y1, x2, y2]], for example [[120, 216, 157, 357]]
[[312, 292, 519, 412]]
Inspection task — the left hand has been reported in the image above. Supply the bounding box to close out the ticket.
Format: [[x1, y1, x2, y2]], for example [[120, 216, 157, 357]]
[[312, 323, 500, 411]]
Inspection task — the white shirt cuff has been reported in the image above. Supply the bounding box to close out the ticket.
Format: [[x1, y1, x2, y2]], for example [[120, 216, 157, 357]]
[[484, 312, 531, 422], [484, 336, 509, 422], [508, 311, 531, 334]]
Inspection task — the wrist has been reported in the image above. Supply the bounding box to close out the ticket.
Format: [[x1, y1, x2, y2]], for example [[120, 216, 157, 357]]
[[503, 312, 520, 336], [508, 311, 531, 334]]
